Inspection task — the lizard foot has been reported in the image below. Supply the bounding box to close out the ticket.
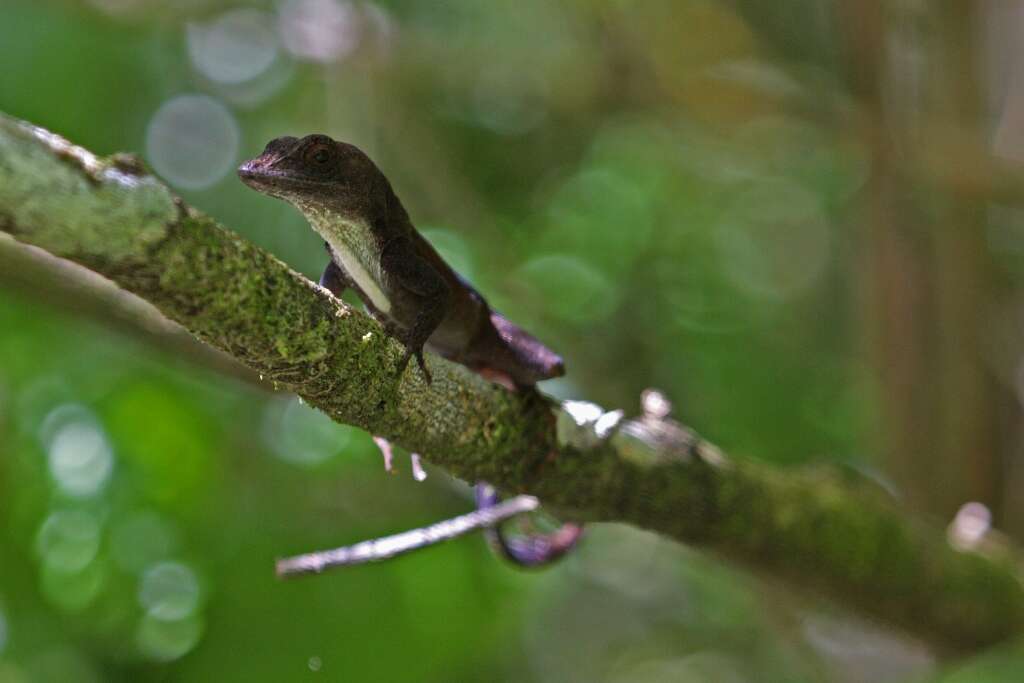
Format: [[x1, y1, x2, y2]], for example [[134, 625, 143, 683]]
[[383, 320, 433, 385], [396, 345, 432, 385]]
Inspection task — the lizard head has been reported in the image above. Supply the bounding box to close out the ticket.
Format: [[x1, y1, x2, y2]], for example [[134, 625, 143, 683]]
[[238, 134, 386, 218]]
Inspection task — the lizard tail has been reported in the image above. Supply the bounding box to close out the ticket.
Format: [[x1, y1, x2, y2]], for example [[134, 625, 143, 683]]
[[474, 483, 583, 567], [486, 313, 565, 385]]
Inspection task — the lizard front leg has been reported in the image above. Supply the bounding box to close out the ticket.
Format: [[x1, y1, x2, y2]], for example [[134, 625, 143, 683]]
[[318, 242, 354, 298], [380, 237, 451, 384], [319, 259, 353, 297]]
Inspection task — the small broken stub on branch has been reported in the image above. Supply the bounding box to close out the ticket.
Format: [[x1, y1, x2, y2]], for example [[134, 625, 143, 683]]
[[582, 388, 730, 468], [556, 399, 624, 450]]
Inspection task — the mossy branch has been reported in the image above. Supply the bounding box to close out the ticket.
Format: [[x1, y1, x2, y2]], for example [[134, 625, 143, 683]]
[[1, 111, 1023, 654]]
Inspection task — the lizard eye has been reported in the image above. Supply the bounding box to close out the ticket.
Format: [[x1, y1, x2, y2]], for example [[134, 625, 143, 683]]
[[306, 144, 332, 165]]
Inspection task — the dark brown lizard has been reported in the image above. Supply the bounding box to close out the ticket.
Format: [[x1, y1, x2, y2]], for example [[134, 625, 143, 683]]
[[238, 134, 581, 566]]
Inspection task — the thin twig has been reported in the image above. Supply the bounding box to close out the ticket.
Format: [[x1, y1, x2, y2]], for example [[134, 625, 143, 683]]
[[275, 495, 540, 578]]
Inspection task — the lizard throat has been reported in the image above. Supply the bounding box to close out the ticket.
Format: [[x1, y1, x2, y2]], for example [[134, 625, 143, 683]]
[[302, 207, 392, 314]]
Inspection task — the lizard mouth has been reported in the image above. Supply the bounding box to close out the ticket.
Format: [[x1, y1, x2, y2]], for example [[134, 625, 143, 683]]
[[236, 163, 334, 197]]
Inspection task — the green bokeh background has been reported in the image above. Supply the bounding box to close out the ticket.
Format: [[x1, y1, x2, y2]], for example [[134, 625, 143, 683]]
[[3, 1, 1024, 681]]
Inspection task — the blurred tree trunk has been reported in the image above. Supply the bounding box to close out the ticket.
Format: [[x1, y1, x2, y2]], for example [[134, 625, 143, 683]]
[[841, 2, 1005, 523]]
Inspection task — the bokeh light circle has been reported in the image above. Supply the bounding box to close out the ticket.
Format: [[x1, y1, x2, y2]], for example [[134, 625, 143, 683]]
[[279, 0, 361, 63], [36, 509, 101, 572], [145, 95, 240, 190], [139, 561, 200, 621], [517, 255, 619, 323], [187, 9, 279, 84], [137, 613, 204, 662], [47, 421, 114, 498], [263, 396, 351, 467], [713, 178, 833, 301], [40, 558, 106, 612]]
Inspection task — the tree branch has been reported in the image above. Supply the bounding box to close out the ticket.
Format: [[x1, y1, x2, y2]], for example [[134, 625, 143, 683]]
[[0, 233, 262, 386], [1, 111, 1022, 653]]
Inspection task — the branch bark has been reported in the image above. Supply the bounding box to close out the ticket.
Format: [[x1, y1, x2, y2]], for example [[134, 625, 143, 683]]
[[1, 112, 1023, 654]]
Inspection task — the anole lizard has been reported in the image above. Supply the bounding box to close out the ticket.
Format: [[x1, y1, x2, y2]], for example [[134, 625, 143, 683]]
[[238, 134, 581, 567]]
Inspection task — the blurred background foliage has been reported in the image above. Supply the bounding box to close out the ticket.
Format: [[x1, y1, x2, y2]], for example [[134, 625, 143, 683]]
[[2, 0, 1024, 681]]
